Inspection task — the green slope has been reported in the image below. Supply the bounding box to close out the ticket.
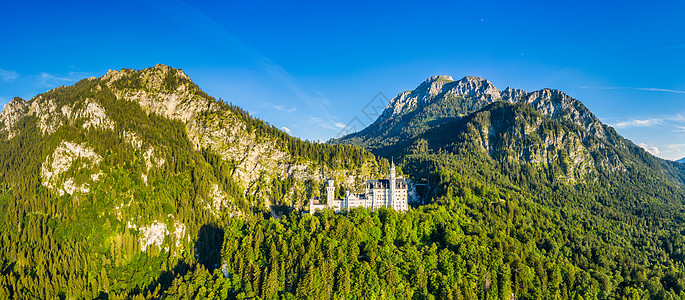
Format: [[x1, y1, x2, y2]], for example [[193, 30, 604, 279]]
[[0, 65, 387, 299]]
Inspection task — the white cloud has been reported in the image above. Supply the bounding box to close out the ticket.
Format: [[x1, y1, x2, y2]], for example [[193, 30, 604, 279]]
[[37, 71, 91, 87], [273, 105, 296, 113], [639, 143, 661, 156], [0, 69, 19, 81], [280, 126, 291, 134], [611, 114, 685, 130], [613, 119, 661, 128], [577, 86, 685, 95], [308, 116, 345, 131], [667, 144, 685, 152]]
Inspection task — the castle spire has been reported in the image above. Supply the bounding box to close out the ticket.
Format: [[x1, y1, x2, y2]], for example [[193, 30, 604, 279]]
[[390, 157, 396, 180]]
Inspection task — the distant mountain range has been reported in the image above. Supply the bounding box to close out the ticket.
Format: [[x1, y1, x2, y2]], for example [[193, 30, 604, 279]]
[[678, 157, 685, 164]]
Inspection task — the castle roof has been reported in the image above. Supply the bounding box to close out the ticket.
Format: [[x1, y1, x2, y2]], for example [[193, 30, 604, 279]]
[[366, 178, 407, 189]]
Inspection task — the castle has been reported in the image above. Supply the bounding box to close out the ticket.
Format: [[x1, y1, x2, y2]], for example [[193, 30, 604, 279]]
[[309, 161, 408, 214]]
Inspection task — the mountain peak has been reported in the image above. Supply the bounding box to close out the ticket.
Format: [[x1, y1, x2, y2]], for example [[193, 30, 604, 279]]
[[425, 75, 454, 83], [103, 64, 191, 86], [0, 97, 29, 139], [445, 76, 501, 102], [335, 74, 619, 154], [381, 74, 501, 121]]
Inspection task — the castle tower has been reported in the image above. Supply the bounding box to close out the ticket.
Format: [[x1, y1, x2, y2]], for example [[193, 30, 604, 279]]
[[390, 158, 396, 180], [389, 158, 395, 208], [326, 179, 335, 204]]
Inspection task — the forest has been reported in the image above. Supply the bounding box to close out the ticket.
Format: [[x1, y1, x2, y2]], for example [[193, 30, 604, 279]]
[[0, 66, 684, 299]]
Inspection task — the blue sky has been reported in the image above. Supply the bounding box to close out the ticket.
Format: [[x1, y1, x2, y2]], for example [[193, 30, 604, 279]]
[[1, 0, 684, 160]]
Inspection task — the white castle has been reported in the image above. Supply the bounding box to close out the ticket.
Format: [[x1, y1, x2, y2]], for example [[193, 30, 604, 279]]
[[309, 161, 408, 214]]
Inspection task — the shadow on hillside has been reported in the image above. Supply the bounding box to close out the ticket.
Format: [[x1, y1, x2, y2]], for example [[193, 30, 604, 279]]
[[135, 224, 225, 297], [194, 224, 225, 271]]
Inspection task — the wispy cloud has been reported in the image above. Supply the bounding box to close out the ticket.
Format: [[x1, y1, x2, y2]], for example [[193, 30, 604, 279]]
[[309, 116, 346, 131], [613, 119, 661, 128], [0, 69, 19, 81], [37, 71, 91, 87], [667, 144, 685, 152], [273, 105, 296, 113], [577, 86, 685, 95], [639, 142, 661, 156], [664, 144, 685, 160], [611, 114, 685, 130]]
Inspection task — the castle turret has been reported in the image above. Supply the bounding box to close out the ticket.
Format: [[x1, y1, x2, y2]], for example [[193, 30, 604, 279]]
[[389, 159, 395, 208], [326, 179, 335, 204], [390, 158, 396, 180]]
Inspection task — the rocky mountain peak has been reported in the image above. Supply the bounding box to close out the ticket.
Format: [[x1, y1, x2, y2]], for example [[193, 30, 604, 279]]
[[444, 76, 501, 102], [103, 65, 212, 122], [0, 97, 29, 138], [501, 87, 528, 102], [381, 74, 502, 121], [102, 64, 191, 89], [416, 75, 455, 99]]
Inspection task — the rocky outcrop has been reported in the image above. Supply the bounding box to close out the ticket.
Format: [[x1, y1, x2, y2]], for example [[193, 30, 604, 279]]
[[512, 88, 608, 141], [379, 75, 501, 122], [0, 97, 29, 138], [40, 141, 102, 196], [128, 220, 187, 252], [104, 64, 214, 122]]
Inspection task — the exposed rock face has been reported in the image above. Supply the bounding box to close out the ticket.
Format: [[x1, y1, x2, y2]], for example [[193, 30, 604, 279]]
[[41, 141, 102, 196], [0, 97, 29, 139], [186, 109, 367, 204], [378, 75, 607, 141], [514, 89, 609, 141], [467, 103, 596, 180], [500, 87, 528, 102], [129, 220, 187, 252], [3, 64, 381, 213], [104, 64, 213, 122], [0, 93, 115, 136], [335, 73, 636, 175], [444, 76, 501, 102], [379, 75, 501, 122]]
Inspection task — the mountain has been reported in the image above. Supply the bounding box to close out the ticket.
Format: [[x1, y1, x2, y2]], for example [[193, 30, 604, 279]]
[[3, 68, 685, 299], [327, 75, 685, 297], [334, 75, 617, 154], [334, 75, 685, 186], [0, 65, 389, 298], [679, 157, 685, 164]]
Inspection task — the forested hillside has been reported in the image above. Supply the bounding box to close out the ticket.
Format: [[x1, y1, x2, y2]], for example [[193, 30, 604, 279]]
[[1, 67, 684, 299], [325, 76, 685, 299], [0, 65, 387, 298]]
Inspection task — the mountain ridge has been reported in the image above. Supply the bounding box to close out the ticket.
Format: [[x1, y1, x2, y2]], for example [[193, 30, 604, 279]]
[[333, 73, 685, 191], [1, 67, 685, 298], [0, 64, 391, 298], [334, 75, 621, 162]]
